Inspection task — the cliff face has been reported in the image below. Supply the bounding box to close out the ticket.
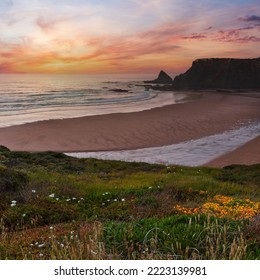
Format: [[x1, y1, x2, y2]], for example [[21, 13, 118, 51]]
[[172, 58, 260, 90]]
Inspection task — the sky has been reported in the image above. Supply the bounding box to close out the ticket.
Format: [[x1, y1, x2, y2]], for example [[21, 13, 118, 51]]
[[0, 0, 259, 75]]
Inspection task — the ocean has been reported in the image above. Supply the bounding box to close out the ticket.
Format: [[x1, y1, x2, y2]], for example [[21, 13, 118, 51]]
[[1, 74, 259, 166], [0, 73, 186, 127]]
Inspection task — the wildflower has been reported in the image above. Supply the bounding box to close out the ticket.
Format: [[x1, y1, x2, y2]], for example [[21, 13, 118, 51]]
[[56, 198, 59, 201], [72, 197, 76, 200], [39, 253, 44, 257], [121, 198, 125, 202], [149, 187, 152, 189], [22, 214, 26, 217], [10, 200, 16, 207], [49, 193, 55, 198], [50, 226, 54, 230], [32, 190, 36, 193], [66, 198, 71, 202], [38, 243, 45, 248], [114, 199, 117, 202]]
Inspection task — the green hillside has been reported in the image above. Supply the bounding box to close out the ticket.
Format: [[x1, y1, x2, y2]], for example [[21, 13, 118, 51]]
[[0, 146, 259, 260]]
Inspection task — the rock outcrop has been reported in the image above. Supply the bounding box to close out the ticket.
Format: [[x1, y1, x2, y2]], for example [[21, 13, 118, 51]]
[[172, 58, 260, 90], [144, 70, 173, 84]]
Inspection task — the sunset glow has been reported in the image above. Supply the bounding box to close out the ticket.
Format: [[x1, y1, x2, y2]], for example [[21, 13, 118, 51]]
[[0, 0, 259, 75]]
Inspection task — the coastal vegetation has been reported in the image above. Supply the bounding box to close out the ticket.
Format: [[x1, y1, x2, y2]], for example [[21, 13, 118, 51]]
[[0, 146, 259, 260]]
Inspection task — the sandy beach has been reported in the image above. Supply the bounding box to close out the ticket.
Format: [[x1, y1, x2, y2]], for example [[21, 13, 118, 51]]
[[0, 92, 259, 166], [206, 136, 260, 167]]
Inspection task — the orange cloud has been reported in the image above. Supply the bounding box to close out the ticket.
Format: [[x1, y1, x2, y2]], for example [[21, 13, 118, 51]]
[[1, 9, 259, 75]]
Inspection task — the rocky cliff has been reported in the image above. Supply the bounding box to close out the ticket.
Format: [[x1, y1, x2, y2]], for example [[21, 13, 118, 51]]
[[172, 58, 260, 90], [144, 70, 173, 84]]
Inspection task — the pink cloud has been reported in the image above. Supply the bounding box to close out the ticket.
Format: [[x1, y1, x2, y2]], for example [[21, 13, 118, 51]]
[[36, 15, 73, 32], [182, 34, 207, 40], [215, 28, 260, 42], [0, 63, 12, 73]]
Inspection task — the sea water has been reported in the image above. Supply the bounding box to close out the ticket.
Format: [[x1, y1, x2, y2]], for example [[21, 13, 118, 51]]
[[1, 74, 259, 166], [0, 73, 186, 127]]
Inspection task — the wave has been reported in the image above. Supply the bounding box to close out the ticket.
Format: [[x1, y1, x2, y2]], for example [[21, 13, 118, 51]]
[[66, 122, 260, 167]]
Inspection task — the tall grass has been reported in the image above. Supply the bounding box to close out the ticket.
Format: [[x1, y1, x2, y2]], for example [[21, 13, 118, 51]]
[[0, 148, 259, 259]]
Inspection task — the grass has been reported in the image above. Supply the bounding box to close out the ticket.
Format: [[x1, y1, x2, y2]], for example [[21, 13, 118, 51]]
[[0, 146, 259, 259]]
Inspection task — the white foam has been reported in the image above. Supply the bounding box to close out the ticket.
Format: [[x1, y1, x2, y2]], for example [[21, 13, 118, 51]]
[[0, 92, 187, 127], [66, 122, 260, 166]]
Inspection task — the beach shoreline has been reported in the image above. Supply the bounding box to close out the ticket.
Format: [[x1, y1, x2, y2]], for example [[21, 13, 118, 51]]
[[0, 91, 259, 167], [205, 136, 260, 168]]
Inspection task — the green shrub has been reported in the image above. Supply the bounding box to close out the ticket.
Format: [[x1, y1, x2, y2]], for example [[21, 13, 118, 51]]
[[0, 166, 28, 193]]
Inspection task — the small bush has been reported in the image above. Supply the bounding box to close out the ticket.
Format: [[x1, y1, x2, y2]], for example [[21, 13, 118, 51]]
[[0, 166, 28, 193]]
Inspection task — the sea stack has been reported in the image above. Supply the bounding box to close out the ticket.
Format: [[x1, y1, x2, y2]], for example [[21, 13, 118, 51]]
[[172, 58, 260, 90], [144, 70, 173, 84]]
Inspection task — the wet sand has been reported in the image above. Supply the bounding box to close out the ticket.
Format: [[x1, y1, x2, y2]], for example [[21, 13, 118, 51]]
[[0, 92, 259, 160], [205, 136, 260, 167]]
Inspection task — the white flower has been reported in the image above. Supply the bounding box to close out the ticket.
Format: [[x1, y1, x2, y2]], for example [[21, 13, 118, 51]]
[[56, 198, 59, 201], [66, 198, 71, 202], [38, 243, 45, 248], [114, 199, 117, 202], [49, 193, 55, 198], [22, 214, 26, 217], [11, 200, 17, 206], [32, 190, 36, 193], [50, 226, 54, 230], [121, 198, 125, 202]]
